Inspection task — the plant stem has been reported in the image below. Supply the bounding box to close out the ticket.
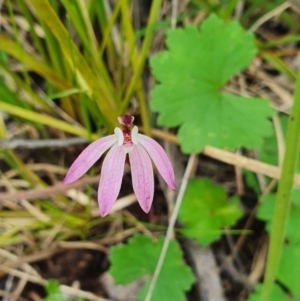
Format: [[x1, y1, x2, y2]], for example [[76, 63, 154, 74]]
[[260, 69, 300, 301]]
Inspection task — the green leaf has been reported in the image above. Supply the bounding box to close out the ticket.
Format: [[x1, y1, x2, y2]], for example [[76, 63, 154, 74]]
[[277, 244, 300, 297], [109, 234, 195, 301], [150, 14, 274, 153], [43, 280, 65, 301], [43, 280, 85, 301], [246, 283, 293, 301], [179, 178, 243, 246], [45, 280, 60, 295], [256, 189, 300, 244]]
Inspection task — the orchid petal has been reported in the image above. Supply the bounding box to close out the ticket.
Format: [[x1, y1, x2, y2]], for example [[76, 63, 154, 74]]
[[98, 144, 126, 216], [129, 144, 154, 213], [137, 134, 176, 189], [63, 135, 117, 184]]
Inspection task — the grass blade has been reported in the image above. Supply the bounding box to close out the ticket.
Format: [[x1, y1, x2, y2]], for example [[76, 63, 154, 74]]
[[29, 0, 119, 126]]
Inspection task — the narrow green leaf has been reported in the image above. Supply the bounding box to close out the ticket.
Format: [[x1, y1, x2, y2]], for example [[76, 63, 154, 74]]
[[0, 101, 90, 138], [260, 50, 296, 81], [29, 0, 118, 126], [0, 34, 71, 90], [46, 88, 83, 100], [121, 0, 163, 134], [0, 63, 52, 111]]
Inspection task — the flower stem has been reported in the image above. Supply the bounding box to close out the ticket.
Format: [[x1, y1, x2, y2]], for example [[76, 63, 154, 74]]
[[260, 69, 300, 301], [121, 0, 162, 136]]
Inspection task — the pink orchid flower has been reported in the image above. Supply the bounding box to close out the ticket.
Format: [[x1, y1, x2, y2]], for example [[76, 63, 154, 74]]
[[63, 115, 176, 216]]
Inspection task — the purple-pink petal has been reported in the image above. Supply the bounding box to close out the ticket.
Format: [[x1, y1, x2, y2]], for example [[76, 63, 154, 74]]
[[137, 134, 176, 189], [98, 144, 126, 216], [63, 135, 117, 184], [129, 144, 154, 213]]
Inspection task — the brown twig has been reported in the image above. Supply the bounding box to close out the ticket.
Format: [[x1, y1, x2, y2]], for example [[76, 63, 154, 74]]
[[0, 175, 100, 202], [57, 241, 109, 254], [0, 266, 111, 301], [248, 235, 269, 286], [151, 129, 300, 186], [0, 246, 60, 270], [0, 242, 109, 272], [0, 289, 27, 301], [0, 137, 88, 149], [234, 150, 245, 195]]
